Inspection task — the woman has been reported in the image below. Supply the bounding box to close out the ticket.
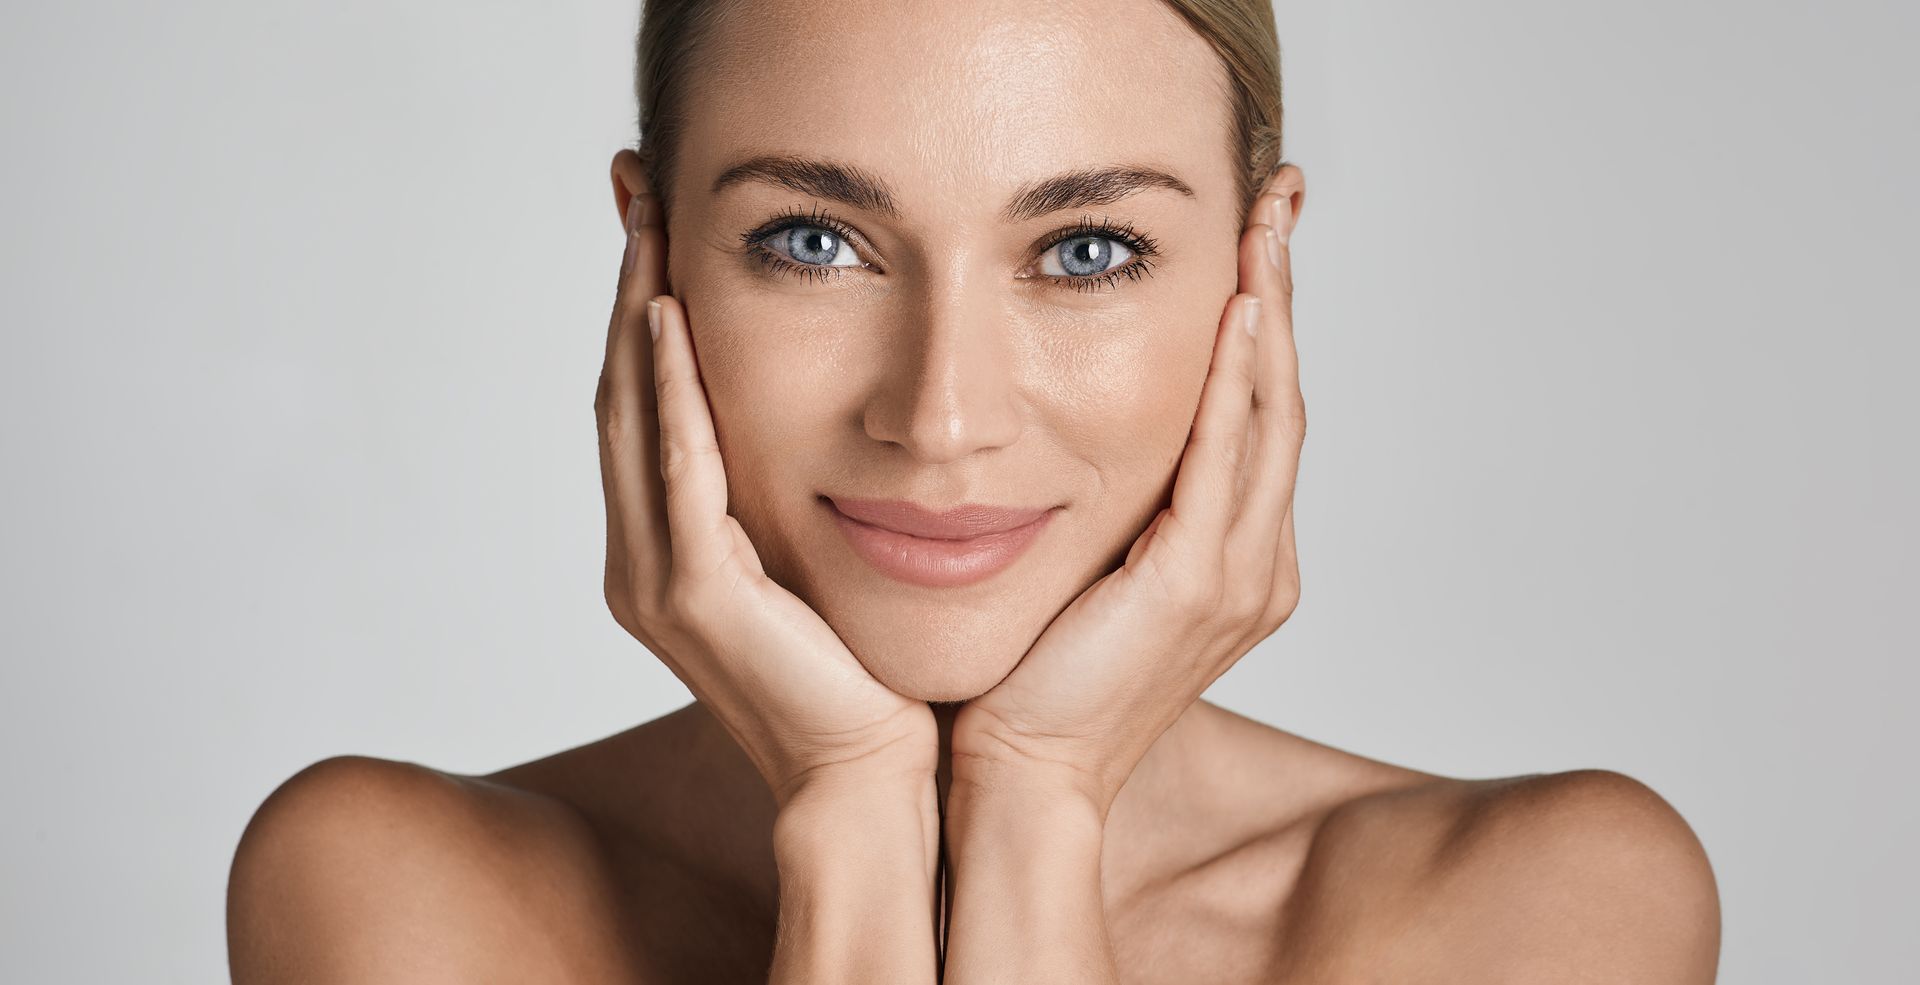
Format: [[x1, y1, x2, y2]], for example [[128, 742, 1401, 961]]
[[226, 1, 1721, 981]]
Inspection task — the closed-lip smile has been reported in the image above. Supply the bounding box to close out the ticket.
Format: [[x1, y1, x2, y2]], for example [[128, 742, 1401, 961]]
[[822, 495, 1059, 588]]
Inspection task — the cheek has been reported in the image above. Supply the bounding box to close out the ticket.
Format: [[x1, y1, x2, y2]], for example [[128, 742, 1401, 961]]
[[676, 249, 846, 458], [700, 372, 830, 482], [672, 287, 860, 588], [1046, 311, 1215, 499]]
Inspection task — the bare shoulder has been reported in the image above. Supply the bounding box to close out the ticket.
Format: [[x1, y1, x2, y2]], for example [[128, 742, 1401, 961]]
[[1281, 767, 1721, 983], [226, 754, 643, 985]]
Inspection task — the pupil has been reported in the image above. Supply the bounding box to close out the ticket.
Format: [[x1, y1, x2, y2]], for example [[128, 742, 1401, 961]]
[[1060, 236, 1111, 276], [789, 227, 840, 265]]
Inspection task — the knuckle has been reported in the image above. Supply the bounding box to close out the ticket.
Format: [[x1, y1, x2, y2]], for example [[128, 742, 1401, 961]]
[[604, 559, 642, 612], [653, 370, 694, 410], [658, 432, 713, 482], [1231, 354, 1259, 395], [602, 587, 630, 631], [1222, 423, 1251, 470], [650, 370, 678, 404], [600, 396, 639, 448], [1271, 394, 1307, 441], [658, 434, 691, 478], [1265, 573, 1302, 629], [603, 581, 647, 640]]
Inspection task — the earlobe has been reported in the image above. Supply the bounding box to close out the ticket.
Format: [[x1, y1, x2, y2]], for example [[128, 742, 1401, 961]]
[[610, 148, 655, 230]]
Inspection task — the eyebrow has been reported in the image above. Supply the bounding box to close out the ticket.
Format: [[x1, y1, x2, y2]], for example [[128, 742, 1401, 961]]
[[709, 154, 1196, 223]]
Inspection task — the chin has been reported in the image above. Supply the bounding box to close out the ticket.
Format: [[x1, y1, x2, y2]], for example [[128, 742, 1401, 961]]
[[830, 608, 1037, 703]]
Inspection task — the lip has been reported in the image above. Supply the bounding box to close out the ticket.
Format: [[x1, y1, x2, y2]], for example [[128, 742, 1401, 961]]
[[823, 496, 1059, 588]]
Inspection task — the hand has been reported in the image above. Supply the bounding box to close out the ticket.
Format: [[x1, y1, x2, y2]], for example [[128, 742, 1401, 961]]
[[950, 192, 1305, 813], [595, 191, 936, 809]]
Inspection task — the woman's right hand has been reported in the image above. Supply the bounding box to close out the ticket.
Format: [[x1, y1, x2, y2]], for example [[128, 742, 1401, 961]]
[[594, 190, 936, 810]]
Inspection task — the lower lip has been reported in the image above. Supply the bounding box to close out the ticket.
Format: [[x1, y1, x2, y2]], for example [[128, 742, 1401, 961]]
[[825, 499, 1057, 589]]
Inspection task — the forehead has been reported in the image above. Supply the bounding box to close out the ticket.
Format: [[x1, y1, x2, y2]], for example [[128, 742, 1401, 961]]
[[676, 0, 1238, 215]]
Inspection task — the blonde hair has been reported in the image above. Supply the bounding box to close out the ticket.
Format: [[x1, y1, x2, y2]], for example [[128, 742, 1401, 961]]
[[631, 0, 1285, 216]]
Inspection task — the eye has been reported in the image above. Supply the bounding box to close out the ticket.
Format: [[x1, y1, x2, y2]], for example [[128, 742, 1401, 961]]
[[758, 223, 862, 268], [1041, 235, 1135, 278], [740, 206, 1159, 292], [1028, 216, 1161, 293], [739, 206, 874, 285]]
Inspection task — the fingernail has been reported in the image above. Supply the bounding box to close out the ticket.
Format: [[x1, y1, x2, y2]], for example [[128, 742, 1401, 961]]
[[639, 195, 661, 228], [1242, 296, 1261, 337], [647, 298, 662, 341], [622, 206, 641, 276], [1265, 227, 1282, 269]]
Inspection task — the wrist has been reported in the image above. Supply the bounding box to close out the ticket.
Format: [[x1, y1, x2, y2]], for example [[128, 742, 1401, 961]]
[[770, 744, 938, 811], [941, 774, 1112, 983], [945, 764, 1107, 860], [949, 749, 1116, 819], [768, 770, 941, 985], [774, 767, 940, 863]]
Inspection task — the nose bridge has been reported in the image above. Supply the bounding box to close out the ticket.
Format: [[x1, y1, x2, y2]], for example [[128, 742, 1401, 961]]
[[864, 263, 1024, 464]]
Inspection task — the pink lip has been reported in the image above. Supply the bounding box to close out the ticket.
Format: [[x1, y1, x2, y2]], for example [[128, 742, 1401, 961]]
[[823, 496, 1059, 588]]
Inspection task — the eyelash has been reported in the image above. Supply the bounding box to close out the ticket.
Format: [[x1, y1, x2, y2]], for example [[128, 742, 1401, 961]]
[[738, 205, 1161, 293]]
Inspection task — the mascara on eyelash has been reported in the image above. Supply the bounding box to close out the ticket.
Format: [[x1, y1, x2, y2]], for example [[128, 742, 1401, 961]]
[[742, 207, 1161, 291], [744, 206, 1160, 257]]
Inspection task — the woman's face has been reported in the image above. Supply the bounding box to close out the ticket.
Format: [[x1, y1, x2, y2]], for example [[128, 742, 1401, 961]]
[[627, 0, 1264, 702]]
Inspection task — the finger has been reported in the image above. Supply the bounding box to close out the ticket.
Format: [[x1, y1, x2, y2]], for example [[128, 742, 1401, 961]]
[[595, 198, 645, 560], [595, 194, 672, 590], [1163, 284, 1262, 569], [650, 292, 735, 581], [1264, 501, 1300, 629], [1227, 218, 1305, 566], [1277, 501, 1297, 587], [1123, 507, 1169, 570]]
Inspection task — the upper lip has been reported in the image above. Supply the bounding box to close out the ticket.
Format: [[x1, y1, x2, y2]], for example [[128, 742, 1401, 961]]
[[826, 496, 1056, 540]]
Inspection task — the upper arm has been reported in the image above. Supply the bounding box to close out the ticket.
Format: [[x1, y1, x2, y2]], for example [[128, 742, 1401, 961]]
[[226, 755, 638, 985], [1412, 768, 1722, 983]]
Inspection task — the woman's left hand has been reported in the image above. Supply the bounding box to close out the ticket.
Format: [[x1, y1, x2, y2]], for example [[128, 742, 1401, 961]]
[[950, 193, 1305, 814]]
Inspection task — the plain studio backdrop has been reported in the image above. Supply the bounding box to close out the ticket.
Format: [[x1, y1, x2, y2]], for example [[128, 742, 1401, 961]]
[[2, 1, 1914, 981]]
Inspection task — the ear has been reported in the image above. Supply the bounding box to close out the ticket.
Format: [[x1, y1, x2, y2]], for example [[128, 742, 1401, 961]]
[[1251, 163, 1306, 238], [610, 148, 656, 229]]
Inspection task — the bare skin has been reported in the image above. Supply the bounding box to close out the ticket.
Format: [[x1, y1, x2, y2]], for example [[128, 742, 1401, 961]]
[[227, 2, 1720, 982], [226, 703, 1719, 983]]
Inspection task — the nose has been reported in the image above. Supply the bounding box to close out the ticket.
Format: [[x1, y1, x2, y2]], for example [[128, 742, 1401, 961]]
[[861, 280, 1025, 465]]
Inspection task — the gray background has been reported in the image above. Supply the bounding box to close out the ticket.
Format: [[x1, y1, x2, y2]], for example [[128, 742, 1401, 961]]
[[2, 1, 1913, 981]]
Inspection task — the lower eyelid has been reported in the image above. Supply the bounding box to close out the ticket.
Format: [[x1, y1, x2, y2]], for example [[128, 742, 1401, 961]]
[[747, 234, 1155, 290], [1053, 258, 1157, 292], [750, 246, 852, 283]]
